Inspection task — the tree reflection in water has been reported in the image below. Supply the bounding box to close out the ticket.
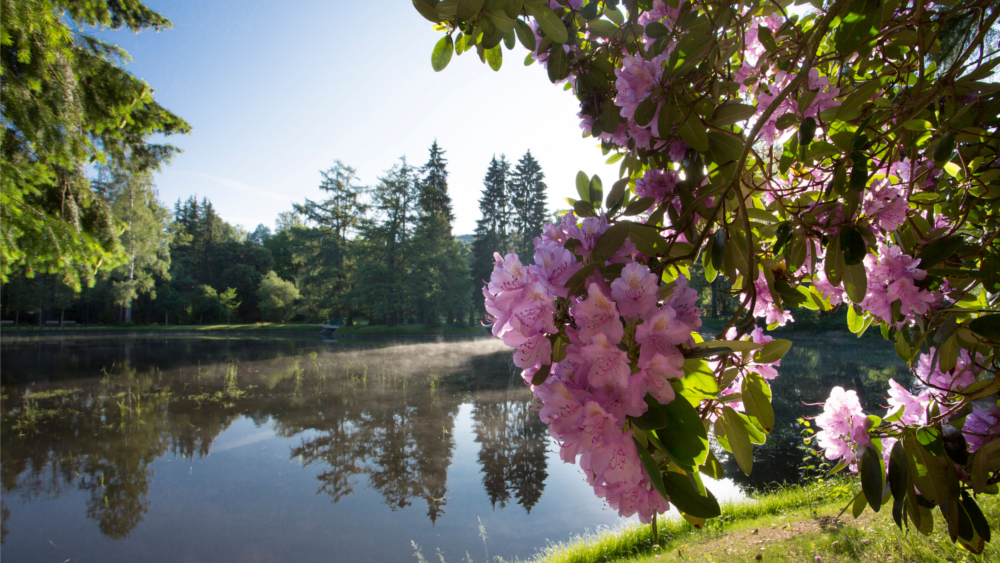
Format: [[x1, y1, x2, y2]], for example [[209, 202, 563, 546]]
[[472, 393, 548, 512], [0, 337, 549, 541], [1, 334, 911, 546]]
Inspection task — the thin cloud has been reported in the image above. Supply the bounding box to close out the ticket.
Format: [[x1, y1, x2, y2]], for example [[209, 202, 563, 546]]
[[176, 171, 294, 203]]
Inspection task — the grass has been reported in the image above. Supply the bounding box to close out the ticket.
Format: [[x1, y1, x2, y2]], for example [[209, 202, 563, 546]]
[[334, 323, 488, 336], [529, 479, 999, 563], [1, 322, 322, 334]]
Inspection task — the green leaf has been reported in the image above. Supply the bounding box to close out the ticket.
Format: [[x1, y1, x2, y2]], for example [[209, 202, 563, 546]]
[[753, 339, 792, 364], [431, 35, 455, 72], [933, 132, 956, 165], [888, 440, 908, 503], [485, 44, 503, 70], [842, 262, 868, 303], [514, 19, 537, 51], [904, 430, 956, 506], [860, 445, 884, 512], [678, 112, 709, 152], [623, 196, 656, 216], [835, 0, 883, 55], [969, 314, 1000, 341], [962, 494, 992, 543], [903, 119, 933, 131], [589, 174, 603, 205], [915, 236, 963, 270], [591, 222, 631, 262], [708, 130, 744, 169], [981, 256, 1000, 295], [848, 305, 865, 333], [701, 450, 725, 479], [530, 362, 551, 385], [840, 226, 867, 266], [634, 97, 658, 127], [546, 44, 569, 82], [939, 334, 959, 373], [525, 4, 568, 44], [775, 113, 798, 131], [635, 437, 668, 501], [663, 471, 722, 518], [575, 170, 591, 202], [722, 406, 754, 475], [694, 340, 762, 354], [606, 178, 628, 208], [413, 0, 444, 23], [742, 373, 775, 433], [658, 392, 710, 468], [712, 103, 756, 126], [853, 492, 868, 518], [628, 224, 669, 256], [573, 199, 595, 218], [825, 235, 843, 285], [680, 359, 720, 404]]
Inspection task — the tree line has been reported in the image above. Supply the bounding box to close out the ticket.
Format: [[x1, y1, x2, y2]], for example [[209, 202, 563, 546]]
[[0, 143, 551, 327]]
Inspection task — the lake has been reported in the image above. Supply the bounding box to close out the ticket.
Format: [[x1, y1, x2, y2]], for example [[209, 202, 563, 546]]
[[0, 333, 909, 562]]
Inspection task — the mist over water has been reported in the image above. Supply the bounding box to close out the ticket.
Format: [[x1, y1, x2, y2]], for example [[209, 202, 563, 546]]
[[0, 334, 908, 562]]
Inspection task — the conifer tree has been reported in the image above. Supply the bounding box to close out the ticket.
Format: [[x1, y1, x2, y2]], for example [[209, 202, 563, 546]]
[[471, 155, 511, 319], [508, 150, 548, 258], [412, 141, 469, 326]]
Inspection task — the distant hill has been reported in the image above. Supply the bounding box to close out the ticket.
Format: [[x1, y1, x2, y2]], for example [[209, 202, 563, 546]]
[[456, 234, 475, 244]]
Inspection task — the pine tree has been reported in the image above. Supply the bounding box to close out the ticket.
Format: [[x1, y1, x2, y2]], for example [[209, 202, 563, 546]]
[[508, 150, 548, 257]]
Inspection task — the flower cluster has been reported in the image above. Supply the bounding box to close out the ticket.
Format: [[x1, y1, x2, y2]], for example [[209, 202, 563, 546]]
[[484, 214, 706, 523], [860, 244, 938, 327]]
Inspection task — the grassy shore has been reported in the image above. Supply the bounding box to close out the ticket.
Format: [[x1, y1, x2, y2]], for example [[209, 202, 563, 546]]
[[530, 479, 999, 563], [334, 323, 488, 336], [1, 322, 322, 334]]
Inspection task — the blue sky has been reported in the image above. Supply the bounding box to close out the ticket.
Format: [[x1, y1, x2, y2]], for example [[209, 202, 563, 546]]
[[107, 0, 620, 236]]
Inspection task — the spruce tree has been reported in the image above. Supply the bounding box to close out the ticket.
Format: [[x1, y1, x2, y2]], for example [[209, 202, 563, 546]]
[[412, 141, 469, 326], [508, 150, 548, 257], [471, 155, 511, 319]]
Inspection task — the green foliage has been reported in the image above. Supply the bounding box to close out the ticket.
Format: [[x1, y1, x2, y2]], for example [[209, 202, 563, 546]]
[[1, 0, 190, 290], [256, 271, 299, 323]]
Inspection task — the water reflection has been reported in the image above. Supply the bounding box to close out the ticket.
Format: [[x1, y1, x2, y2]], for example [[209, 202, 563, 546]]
[[0, 337, 541, 544], [473, 394, 548, 512], [0, 333, 910, 561]]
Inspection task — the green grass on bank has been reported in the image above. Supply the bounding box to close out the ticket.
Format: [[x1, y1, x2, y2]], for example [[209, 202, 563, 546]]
[[334, 323, 488, 336], [530, 479, 999, 563], [1, 322, 322, 334]]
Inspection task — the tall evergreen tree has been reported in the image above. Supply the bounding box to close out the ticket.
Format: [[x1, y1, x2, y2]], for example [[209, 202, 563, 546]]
[[412, 141, 469, 326], [508, 150, 548, 257], [471, 155, 511, 320], [418, 140, 453, 224]]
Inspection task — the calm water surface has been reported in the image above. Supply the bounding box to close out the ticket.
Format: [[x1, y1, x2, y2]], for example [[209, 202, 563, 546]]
[[0, 334, 908, 562]]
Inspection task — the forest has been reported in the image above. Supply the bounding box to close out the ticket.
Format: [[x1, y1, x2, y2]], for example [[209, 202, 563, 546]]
[[0, 143, 554, 328]]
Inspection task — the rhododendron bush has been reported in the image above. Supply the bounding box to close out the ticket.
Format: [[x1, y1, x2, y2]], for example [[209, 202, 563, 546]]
[[414, 0, 1000, 552]]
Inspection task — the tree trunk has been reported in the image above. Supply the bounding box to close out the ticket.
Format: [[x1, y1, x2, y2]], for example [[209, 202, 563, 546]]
[[60, 309, 65, 328], [15, 310, 19, 326]]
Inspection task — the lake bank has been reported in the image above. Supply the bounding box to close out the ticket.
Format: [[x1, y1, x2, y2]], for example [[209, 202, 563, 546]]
[[0, 322, 489, 337], [528, 478, 999, 563]]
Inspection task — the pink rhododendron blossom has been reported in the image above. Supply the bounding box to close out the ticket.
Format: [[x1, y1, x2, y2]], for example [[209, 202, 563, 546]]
[[886, 379, 931, 425], [572, 283, 625, 344], [963, 407, 1000, 453], [611, 262, 659, 318], [915, 348, 982, 396], [860, 245, 937, 327], [582, 333, 631, 389], [567, 214, 610, 257], [614, 52, 669, 121], [635, 168, 680, 206], [531, 240, 580, 297], [752, 272, 794, 326], [815, 387, 869, 467]]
